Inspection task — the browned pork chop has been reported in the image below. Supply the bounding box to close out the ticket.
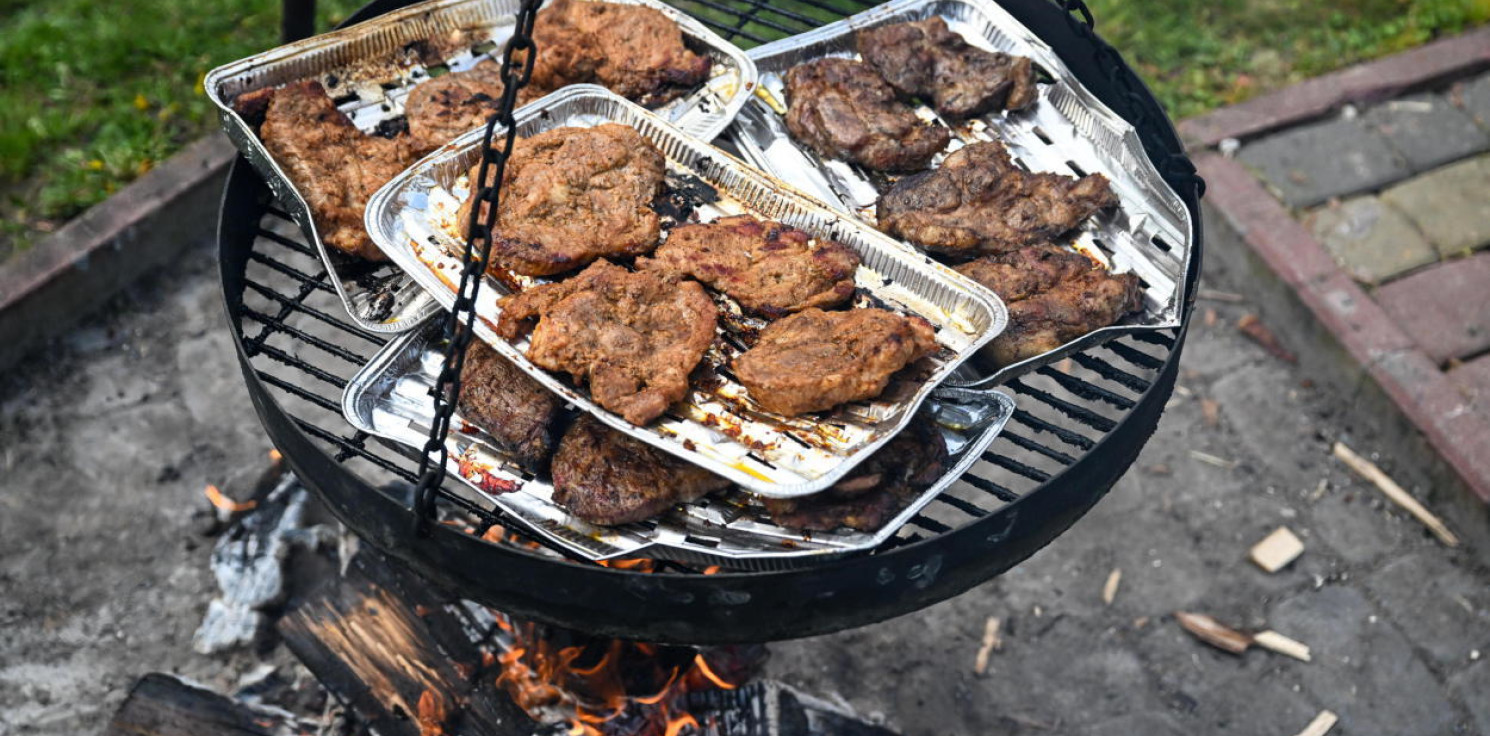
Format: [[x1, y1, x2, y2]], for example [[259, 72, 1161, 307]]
[[530, 0, 711, 107], [455, 339, 564, 470], [857, 17, 1038, 119], [496, 260, 718, 426], [638, 214, 861, 318], [551, 415, 731, 525], [733, 308, 938, 417], [405, 59, 545, 154], [877, 140, 1115, 258], [784, 58, 950, 172]]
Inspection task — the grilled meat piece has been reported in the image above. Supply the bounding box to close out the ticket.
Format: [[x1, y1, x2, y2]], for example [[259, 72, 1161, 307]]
[[254, 81, 418, 261], [733, 308, 938, 416], [496, 260, 718, 425], [784, 58, 950, 172], [455, 340, 564, 470], [761, 413, 948, 532], [877, 140, 1116, 258], [955, 245, 1144, 366], [530, 0, 712, 106], [638, 215, 861, 318], [857, 17, 1038, 119], [551, 415, 731, 525], [458, 124, 665, 277], [405, 59, 544, 154]]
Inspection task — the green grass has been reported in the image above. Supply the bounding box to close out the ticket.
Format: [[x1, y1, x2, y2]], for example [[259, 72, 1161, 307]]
[[0, 0, 362, 256], [2, 0, 1488, 256]]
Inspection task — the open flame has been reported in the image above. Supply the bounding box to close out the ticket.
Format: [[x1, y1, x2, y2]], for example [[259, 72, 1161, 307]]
[[485, 614, 756, 736]]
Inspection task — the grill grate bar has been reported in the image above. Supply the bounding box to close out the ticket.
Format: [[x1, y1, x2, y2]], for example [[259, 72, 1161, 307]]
[[258, 370, 345, 413], [241, 307, 369, 365], [672, 0, 772, 44], [1130, 329, 1177, 348], [1036, 366, 1136, 409], [295, 418, 420, 481], [242, 280, 384, 343], [1105, 340, 1165, 371], [928, 491, 991, 518], [1000, 430, 1076, 465], [1008, 379, 1118, 432], [1010, 409, 1096, 450], [960, 473, 1021, 503], [256, 227, 319, 258], [253, 342, 350, 389], [249, 251, 337, 293], [981, 449, 1052, 482], [1071, 353, 1150, 393], [908, 514, 952, 534]]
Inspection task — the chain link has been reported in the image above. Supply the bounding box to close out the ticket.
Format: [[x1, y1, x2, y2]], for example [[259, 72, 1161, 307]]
[[413, 0, 545, 536]]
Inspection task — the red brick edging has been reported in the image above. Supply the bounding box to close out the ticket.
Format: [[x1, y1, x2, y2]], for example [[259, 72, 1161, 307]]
[[1180, 26, 1490, 147], [1198, 154, 1490, 503]]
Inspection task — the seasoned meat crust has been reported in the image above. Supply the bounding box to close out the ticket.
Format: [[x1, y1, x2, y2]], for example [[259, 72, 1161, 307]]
[[255, 81, 418, 261], [459, 124, 666, 277], [551, 415, 731, 525], [638, 215, 861, 318], [955, 245, 1143, 366], [496, 260, 718, 426], [761, 413, 948, 531], [857, 17, 1038, 119], [733, 308, 938, 417], [784, 58, 950, 172], [531, 0, 712, 106], [455, 340, 563, 470], [877, 140, 1116, 258], [405, 59, 544, 154]]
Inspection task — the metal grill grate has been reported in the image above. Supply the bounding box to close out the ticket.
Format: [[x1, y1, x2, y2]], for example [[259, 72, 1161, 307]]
[[235, 186, 1172, 567]]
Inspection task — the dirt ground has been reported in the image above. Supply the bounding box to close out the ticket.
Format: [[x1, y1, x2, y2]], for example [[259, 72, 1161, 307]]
[[1, 239, 1488, 735]]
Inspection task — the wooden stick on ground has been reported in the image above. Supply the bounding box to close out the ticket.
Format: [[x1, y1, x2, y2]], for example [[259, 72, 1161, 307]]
[[1332, 442, 1459, 547], [974, 617, 1002, 675], [1102, 568, 1122, 606], [1293, 710, 1338, 736]]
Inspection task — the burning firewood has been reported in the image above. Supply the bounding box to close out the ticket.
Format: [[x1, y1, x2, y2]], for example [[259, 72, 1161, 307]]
[[103, 673, 317, 736]]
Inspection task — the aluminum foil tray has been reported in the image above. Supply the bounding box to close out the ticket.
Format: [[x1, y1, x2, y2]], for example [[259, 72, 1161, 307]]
[[727, 0, 1193, 387], [206, 0, 758, 333], [365, 86, 1007, 498], [342, 319, 1017, 569]]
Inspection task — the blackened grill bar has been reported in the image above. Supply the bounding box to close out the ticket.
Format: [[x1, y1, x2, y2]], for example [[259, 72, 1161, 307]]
[[218, 0, 1202, 643]]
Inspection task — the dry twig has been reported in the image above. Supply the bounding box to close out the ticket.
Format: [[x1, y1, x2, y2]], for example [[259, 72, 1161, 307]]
[[1102, 568, 1122, 606], [1293, 710, 1338, 736], [974, 617, 1002, 675], [1333, 443, 1458, 547]]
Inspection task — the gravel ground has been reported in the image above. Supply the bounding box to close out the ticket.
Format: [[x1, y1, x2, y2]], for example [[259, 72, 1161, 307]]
[[1, 238, 1487, 735]]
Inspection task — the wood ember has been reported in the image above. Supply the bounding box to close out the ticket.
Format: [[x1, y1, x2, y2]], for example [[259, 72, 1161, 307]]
[[102, 673, 316, 736], [1249, 526, 1305, 573], [1174, 612, 1250, 654], [1237, 314, 1297, 363], [194, 473, 318, 654], [1333, 442, 1459, 547], [974, 617, 1002, 675], [278, 550, 536, 736], [1101, 568, 1122, 606], [1293, 710, 1338, 736], [1253, 630, 1312, 662]]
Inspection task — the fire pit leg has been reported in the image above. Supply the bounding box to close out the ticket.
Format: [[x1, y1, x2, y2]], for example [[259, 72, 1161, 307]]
[[281, 0, 316, 42]]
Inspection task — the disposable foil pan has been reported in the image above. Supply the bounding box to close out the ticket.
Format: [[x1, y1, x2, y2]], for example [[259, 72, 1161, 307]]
[[342, 319, 1017, 569], [365, 86, 1007, 498], [727, 0, 1193, 387], [205, 0, 758, 333]]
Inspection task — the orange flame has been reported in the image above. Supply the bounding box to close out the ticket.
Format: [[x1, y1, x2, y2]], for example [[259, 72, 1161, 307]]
[[416, 690, 447, 736], [203, 484, 256, 513], [693, 653, 737, 690], [663, 713, 700, 736]]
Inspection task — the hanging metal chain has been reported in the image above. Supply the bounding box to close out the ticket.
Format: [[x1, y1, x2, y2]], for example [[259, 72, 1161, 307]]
[[413, 0, 543, 536], [1057, 0, 1205, 198]]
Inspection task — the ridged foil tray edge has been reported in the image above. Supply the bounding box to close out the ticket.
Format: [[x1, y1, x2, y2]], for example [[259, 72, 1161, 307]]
[[364, 85, 1007, 498], [341, 318, 1018, 569], [205, 0, 758, 334], [728, 0, 1194, 387]]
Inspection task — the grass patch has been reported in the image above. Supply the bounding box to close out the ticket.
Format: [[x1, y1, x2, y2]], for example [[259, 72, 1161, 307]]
[[2, 0, 1487, 256]]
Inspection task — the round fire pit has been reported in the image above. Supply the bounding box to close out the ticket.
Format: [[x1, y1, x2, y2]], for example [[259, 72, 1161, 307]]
[[218, 0, 1203, 643]]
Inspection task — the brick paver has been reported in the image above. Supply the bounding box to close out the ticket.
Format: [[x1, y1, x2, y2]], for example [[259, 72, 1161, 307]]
[[1364, 92, 1490, 173], [1458, 72, 1490, 128], [1238, 117, 1410, 207], [1381, 155, 1490, 256], [1306, 196, 1437, 283], [1449, 353, 1490, 422], [1375, 253, 1490, 363]]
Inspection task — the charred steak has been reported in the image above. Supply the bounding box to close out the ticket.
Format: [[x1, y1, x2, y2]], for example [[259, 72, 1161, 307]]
[[551, 415, 731, 525], [405, 59, 544, 154], [955, 245, 1143, 366], [761, 413, 949, 532], [252, 81, 418, 261], [458, 124, 665, 277], [784, 58, 950, 172], [857, 17, 1038, 119], [531, 0, 711, 107], [496, 260, 718, 426], [455, 340, 563, 470], [638, 214, 861, 318], [733, 307, 938, 417], [877, 140, 1116, 258]]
